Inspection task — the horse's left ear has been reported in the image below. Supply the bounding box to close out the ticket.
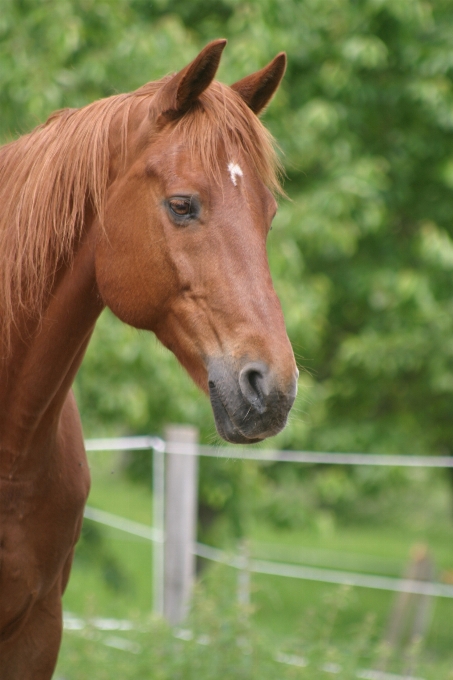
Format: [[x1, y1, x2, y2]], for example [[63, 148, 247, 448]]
[[156, 39, 227, 120], [231, 53, 287, 115]]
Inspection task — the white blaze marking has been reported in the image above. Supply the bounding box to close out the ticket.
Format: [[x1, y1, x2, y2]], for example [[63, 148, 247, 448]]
[[228, 162, 243, 186]]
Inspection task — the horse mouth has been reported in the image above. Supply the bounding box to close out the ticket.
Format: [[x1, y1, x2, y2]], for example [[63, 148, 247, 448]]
[[207, 358, 297, 445], [208, 381, 263, 444]]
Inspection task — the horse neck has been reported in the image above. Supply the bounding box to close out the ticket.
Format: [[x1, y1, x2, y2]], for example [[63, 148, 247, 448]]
[[0, 222, 104, 459]]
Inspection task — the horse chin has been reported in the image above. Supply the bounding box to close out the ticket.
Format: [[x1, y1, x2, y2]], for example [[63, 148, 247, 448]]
[[217, 424, 263, 445], [209, 388, 264, 444]]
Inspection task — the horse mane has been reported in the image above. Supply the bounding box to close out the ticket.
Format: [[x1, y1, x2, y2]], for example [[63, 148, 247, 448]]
[[0, 76, 282, 352]]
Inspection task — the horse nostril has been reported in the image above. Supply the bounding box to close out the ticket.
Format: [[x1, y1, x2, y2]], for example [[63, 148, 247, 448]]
[[239, 362, 269, 414], [248, 370, 261, 395]]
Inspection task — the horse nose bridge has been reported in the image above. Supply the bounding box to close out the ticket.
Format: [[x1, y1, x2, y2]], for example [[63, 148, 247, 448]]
[[238, 321, 298, 384]]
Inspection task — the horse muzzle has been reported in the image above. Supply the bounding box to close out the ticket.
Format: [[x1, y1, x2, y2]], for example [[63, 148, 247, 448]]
[[208, 358, 298, 444]]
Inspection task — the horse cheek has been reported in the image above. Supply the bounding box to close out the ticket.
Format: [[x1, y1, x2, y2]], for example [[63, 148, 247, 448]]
[[94, 223, 169, 332]]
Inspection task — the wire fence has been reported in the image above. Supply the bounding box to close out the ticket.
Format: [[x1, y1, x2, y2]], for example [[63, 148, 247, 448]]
[[75, 433, 453, 680], [83, 435, 453, 604], [85, 436, 453, 467], [83, 504, 453, 599]]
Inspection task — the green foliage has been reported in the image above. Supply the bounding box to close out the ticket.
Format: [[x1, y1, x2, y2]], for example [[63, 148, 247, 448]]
[[75, 520, 130, 594], [255, 464, 452, 533], [3, 1, 453, 543], [0, 0, 199, 138], [73, 311, 213, 438]]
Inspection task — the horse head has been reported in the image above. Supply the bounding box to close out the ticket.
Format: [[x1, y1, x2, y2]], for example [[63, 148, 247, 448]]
[[95, 40, 298, 444]]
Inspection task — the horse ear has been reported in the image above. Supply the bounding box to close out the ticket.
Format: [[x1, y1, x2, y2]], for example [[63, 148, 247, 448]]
[[157, 39, 227, 120], [231, 53, 287, 115]]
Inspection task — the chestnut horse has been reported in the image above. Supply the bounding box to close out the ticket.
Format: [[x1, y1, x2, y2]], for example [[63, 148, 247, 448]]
[[0, 40, 297, 678]]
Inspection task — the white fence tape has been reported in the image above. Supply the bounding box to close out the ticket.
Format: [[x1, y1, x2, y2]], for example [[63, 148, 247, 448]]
[[83, 506, 162, 542], [83, 506, 453, 599], [84, 436, 453, 467]]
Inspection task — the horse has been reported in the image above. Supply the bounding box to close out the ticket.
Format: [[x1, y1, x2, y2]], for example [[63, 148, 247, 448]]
[[0, 39, 297, 678]]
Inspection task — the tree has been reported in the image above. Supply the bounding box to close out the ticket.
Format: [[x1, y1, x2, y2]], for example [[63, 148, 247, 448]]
[[3, 0, 453, 528]]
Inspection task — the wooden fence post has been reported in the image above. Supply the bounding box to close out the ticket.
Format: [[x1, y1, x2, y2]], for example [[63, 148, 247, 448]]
[[163, 425, 199, 625], [378, 544, 435, 672]]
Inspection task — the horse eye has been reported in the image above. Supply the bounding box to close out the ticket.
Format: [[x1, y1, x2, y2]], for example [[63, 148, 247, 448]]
[[169, 198, 191, 216], [165, 195, 200, 224]]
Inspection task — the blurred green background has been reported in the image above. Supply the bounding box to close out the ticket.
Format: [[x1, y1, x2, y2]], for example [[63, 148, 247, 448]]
[[2, 0, 453, 676], [4, 0, 453, 530], [3, 0, 453, 459]]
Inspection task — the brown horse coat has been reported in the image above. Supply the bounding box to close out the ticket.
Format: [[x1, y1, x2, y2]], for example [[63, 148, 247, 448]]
[[0, 41, 297, 678]]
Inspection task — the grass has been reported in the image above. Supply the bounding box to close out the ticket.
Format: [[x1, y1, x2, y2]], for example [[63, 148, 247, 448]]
[[57, 569, 453, 680], [57, 450, 453, 678]]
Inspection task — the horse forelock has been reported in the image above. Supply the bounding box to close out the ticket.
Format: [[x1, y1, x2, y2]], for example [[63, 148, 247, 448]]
[[165, 80, 283, 196], [0, 76, 282, 353]]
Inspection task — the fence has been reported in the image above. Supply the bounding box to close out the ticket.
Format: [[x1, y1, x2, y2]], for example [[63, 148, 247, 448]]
[[84, 427, 453, 629]]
